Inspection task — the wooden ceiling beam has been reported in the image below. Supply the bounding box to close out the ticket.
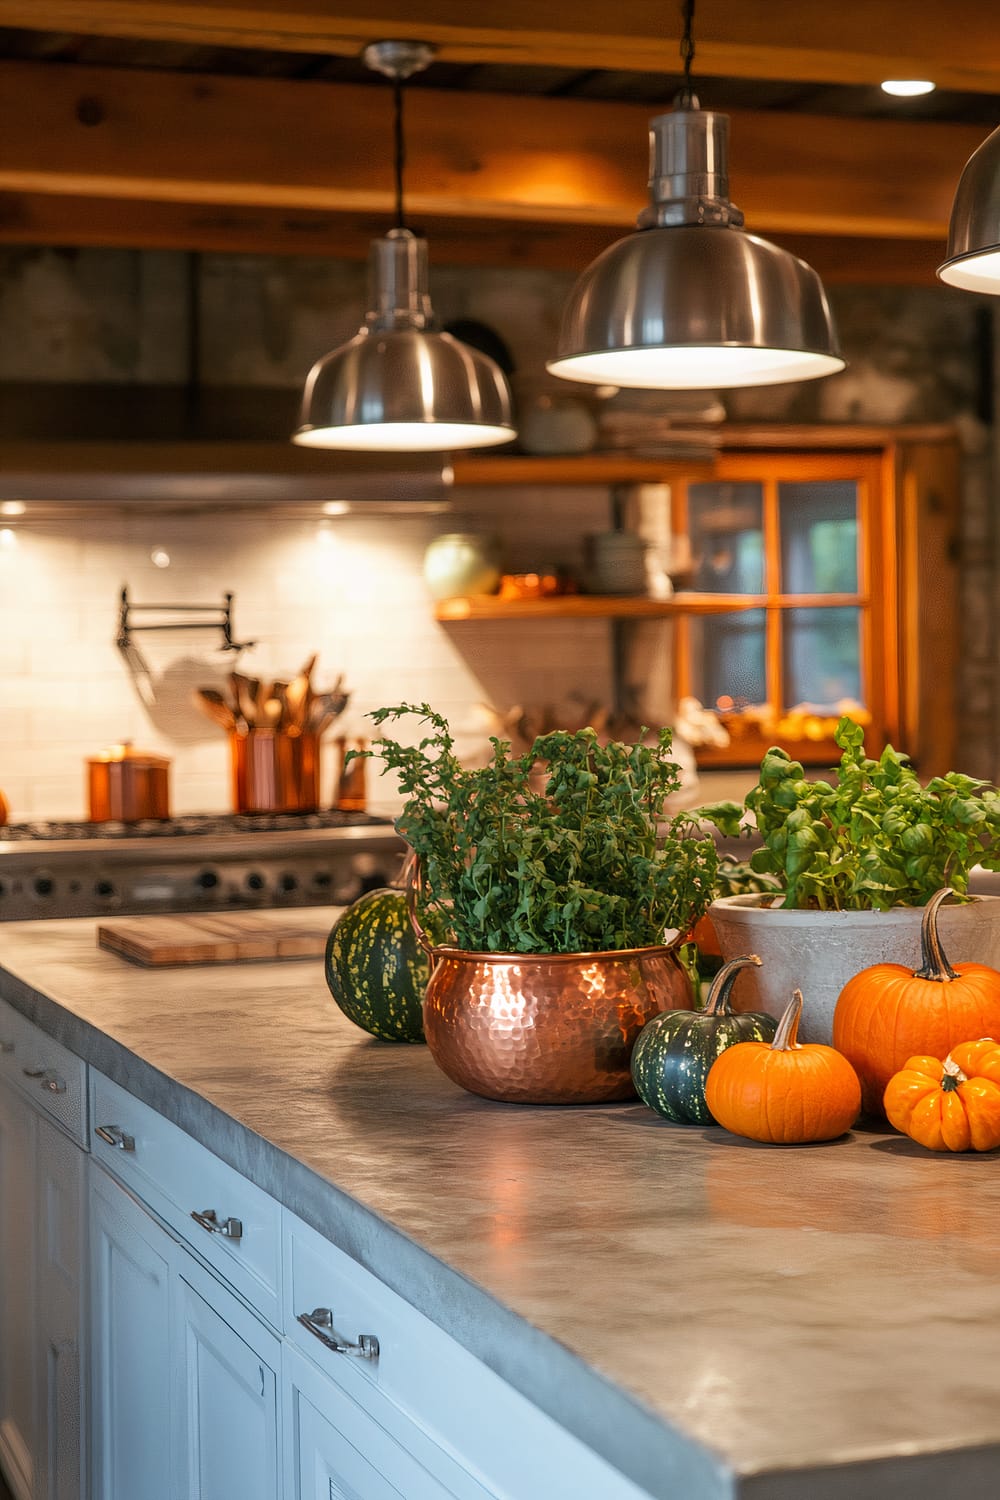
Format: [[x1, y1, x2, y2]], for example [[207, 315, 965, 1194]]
[[0, 61, 982, 243], [5, 2, 1000, 95], [0, 191, 949, 286]]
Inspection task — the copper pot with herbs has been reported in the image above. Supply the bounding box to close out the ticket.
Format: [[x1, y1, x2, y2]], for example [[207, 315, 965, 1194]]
[[358, 703, 720, 1103]]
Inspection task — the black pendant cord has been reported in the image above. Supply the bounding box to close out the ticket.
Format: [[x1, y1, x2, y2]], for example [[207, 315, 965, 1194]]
[[392, 74, 407, 230], [676, 0, 697, 108]]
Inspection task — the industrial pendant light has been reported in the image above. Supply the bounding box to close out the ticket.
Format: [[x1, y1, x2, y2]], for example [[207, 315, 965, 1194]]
[[548, 2, 845, 390], [938, 125, 1000, 293], [293, 40, 515, 452]]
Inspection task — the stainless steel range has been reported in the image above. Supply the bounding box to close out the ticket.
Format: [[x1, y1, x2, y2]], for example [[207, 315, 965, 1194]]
[[0, 811, 405, 921]]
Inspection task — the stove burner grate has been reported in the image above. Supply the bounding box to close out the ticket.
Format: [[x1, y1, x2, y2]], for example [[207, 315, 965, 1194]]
[[0, 809, 392, 842]]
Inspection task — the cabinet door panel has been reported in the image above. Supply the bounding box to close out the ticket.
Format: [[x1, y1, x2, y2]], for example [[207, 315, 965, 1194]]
[[36, 1114, 86, 1500], [89, 1165, 172, 1500], [175, 1274, 279, 1500], [0, 1076, 37, 1500], [289, 1359, 467, 1500]]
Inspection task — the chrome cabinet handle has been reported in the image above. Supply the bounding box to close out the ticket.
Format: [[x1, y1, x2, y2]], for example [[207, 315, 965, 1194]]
[[297, 1307, 379, 1361], [41, 1073, 66, 1094], [95, 1124, 135, 1152], [22, 1066, 45, 1078], [191, 1208, 243, 1241]]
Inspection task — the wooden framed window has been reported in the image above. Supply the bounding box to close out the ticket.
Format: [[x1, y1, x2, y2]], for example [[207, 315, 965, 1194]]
[[672, 450, 899, 767]]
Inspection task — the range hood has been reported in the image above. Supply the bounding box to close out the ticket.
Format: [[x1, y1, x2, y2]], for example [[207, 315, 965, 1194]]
[[0, 383, 454, 510], [0, 439, 453, 510]]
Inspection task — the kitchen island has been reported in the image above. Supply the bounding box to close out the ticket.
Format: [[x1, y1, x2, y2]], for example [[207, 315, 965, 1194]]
[[2, 916, 1000, 1499]]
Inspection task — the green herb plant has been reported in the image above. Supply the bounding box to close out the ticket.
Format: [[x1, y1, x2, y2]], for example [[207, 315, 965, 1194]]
[[359, 703, 720, 954], [701, 716, 1000, 911]]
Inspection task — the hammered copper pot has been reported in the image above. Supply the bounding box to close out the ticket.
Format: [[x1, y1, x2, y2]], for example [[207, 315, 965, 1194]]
[[422, 945, 692, 1105]]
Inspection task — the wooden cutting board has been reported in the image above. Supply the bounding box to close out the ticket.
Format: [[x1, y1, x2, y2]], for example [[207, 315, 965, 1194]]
[[97, 910, 333, 967]]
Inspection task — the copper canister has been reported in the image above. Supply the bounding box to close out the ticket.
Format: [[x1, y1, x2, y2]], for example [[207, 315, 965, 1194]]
[[87, 743, 172, 822]]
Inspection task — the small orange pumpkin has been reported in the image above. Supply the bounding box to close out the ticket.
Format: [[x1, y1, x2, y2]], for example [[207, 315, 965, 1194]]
[[883, 1044, 1000, 1152], [833, 888, 1000, 1118], [705, 988, 862, 1144]]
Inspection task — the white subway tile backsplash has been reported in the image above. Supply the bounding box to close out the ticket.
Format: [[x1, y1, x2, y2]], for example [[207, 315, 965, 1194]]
[[0, 497, 622, 820]]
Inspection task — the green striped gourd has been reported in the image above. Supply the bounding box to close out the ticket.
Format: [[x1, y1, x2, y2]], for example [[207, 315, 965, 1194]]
[[631, 954, 777, 1124], [324, 887, 436, 1043]]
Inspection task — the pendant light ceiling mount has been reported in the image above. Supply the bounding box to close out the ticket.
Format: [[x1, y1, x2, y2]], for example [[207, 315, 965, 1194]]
[[361, 39, 435, 82], [293, 38, 515, 453], [548, 0, 845, 392]]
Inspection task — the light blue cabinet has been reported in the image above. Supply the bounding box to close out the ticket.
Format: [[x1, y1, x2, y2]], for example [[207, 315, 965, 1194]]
[[34, 1116, 87, 1500], [0, 1039, 86, 1500], [0, 1076, 38, 1500], [89, 1165, 173, 1500], [174, 1266, 280, 1500], [89, 1162, 282, 1500]]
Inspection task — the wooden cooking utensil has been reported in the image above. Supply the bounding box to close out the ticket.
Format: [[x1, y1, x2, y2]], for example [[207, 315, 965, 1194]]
[[194, 687, 237, 731], [284, 654, 317, 730]]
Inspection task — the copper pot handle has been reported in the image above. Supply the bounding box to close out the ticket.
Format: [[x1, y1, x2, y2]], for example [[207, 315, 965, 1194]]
[[404, 854, 439, 963]]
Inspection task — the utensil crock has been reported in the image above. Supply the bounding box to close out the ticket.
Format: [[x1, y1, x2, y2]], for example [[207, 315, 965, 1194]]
[[230, 728, 320, 814]]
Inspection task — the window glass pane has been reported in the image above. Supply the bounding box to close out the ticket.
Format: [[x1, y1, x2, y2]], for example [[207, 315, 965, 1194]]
[[779, 481, 858, 594], [687, 483, 764, 594], [783, 607, 862, 710], [688, 609, 767, 713]]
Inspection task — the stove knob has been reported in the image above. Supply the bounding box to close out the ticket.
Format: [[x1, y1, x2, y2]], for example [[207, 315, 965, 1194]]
[[95, 880, 116, 899], [33, 876, 54, 898], [312, 871, 332, 889], [279, 873, 298, 894], [245, 872, 266, 892], [195, 870, 219, 891]]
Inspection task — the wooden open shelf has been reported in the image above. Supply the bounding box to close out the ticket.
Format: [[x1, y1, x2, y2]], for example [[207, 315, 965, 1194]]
[[449, 454, 717, 486], [434, 592, 765, 621]]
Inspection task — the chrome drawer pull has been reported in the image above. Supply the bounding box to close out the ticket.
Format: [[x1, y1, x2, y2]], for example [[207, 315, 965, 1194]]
[[22, 1066, 45, 1078], [297, 1307, 379, 1361], [95, 1124, 135, 1152], [41, 1072, 67, 1094], [191, 1208, 243, 1241]]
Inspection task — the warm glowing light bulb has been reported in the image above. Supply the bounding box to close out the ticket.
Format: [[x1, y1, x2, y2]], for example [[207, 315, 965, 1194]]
[[880, 79, 936, 97]]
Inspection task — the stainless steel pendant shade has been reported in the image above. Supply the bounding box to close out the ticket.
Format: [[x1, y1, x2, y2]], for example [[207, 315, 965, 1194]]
[[548, 107, 844, 390], [938, 124, 1000, 293], [294, 230, 515, 452]]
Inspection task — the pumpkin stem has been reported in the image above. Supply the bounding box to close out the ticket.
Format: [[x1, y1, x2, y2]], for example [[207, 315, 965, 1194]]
[[940, 1055, 968, 1092], [913, 887, 960, 983], [701, 954, 763, 1017], [771, 988, 804, 1051]]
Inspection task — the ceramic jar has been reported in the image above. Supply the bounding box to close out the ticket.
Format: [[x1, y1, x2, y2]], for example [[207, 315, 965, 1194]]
[[586, 530, 648, 595], [423, 533, 503, 601]]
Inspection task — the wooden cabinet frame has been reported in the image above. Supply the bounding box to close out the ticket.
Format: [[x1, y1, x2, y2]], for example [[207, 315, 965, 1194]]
[[448, 426, 961, 776]]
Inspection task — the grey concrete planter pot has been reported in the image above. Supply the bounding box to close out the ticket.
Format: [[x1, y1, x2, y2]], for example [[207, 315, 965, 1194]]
[[708, 893, 1000, 1045]]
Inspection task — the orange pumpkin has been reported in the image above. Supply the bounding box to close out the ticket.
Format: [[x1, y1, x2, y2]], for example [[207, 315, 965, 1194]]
[[833, 888, 1000, 1118], [883, 1046, 1000, 1152], [705, 988, 862, 1144]]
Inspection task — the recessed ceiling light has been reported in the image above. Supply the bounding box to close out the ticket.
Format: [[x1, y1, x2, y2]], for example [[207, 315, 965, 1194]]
[[881, 79, 936, 97], [0, 501, 25, 517]]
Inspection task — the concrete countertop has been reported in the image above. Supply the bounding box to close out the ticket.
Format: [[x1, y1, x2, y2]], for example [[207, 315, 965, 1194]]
[[2, 914, 1000, 1499]]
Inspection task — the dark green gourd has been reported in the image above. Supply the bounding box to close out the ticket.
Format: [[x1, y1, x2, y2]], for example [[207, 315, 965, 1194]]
[[631, 955, 777, 1123], [324, 888, 435, 1043]]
